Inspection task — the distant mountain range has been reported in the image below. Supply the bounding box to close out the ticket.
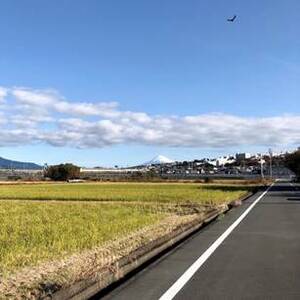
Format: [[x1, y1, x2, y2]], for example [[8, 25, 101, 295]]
[[0, 156, 42, 170]]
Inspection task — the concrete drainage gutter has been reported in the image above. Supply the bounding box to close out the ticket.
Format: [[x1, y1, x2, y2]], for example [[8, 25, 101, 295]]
[[50, 192, 254, 300]]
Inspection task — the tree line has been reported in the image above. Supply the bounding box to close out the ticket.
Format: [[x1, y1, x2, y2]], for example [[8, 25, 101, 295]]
[[285, 150, 300, 181], [44, 163, 80, 181]]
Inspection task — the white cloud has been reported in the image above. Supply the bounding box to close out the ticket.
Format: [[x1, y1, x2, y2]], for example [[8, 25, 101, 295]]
[[12, 88, 57, 106], [0, 87, 8, 102], [0, 86, 299, 149], [0, 111, 7, 125], [12, 87, 119, 118]]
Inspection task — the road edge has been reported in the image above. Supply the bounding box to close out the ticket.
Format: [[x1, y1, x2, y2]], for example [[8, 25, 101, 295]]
[[50, 191, 255, 300]]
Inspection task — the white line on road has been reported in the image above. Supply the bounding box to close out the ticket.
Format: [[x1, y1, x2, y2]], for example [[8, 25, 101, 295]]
[[159, 183, 275, 300]]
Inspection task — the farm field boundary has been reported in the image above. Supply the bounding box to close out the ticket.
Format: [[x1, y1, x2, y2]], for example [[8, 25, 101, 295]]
[[51, 192, 254, 300], [0, 183, 257, 299]]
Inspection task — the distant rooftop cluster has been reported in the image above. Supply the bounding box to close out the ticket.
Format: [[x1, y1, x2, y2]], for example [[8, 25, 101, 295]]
[[0, 148, 297, 182], [78, 149, 296, 181]]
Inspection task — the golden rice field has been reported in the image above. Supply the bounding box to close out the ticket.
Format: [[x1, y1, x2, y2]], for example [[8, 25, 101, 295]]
[[0, 201, 165, 276], [0, 182, 251, 204], [0, 182, 252, 276]]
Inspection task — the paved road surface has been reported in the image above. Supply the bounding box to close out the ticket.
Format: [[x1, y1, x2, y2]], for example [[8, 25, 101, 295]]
[[99, 181, 300, 300]]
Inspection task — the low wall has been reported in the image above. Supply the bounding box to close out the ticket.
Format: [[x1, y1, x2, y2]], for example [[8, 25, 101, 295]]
[[0, 169, 43, 181]]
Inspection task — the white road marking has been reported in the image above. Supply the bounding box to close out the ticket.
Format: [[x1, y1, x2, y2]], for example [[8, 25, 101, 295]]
[[159, 183, 275, 300]]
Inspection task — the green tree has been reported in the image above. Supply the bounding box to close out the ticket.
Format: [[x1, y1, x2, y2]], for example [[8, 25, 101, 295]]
[[44, 163, 80, 181], [285, 150, 300, 181]]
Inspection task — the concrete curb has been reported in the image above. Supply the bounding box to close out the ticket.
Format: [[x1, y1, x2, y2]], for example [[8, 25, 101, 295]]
[[228, 191, 254, 208], [50, 192, 254, 300]]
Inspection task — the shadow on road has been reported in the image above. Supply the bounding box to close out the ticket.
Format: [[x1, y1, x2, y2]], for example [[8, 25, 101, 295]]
[[287, 198, 300, 201], [269, 185, 295, 192], [201, 185, 263, 192]]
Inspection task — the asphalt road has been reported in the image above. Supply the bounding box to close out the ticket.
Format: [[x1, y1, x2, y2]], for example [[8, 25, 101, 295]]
[[99, 181, 300, 300]]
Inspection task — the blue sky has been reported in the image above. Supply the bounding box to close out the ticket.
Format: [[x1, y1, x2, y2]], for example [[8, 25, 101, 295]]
[[0, 0, 300, 166]]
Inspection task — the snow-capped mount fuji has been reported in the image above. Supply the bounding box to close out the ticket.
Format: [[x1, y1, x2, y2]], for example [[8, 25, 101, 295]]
[[143, 155, 174, 165]]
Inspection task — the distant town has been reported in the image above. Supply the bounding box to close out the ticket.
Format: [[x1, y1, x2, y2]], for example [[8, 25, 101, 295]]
[[80, 151, 294, 181], [0, 149, 297, 181]]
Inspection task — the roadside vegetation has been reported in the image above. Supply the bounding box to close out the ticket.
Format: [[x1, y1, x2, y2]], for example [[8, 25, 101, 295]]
[[44, 163, 80, 181]]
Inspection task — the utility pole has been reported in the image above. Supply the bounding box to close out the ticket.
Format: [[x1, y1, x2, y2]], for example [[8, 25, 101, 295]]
[[259, 153, 264, 180], [269, 148, 273, 179], [260, 153, 264, 180]]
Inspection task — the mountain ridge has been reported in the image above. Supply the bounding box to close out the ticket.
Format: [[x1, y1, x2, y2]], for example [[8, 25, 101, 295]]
[[0, 156, 42, 170]]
